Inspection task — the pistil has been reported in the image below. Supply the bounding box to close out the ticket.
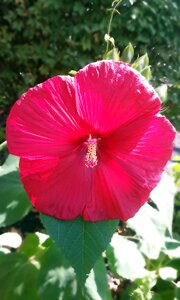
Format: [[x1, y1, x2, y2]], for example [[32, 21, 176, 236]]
[[85, 134, 98, 168]]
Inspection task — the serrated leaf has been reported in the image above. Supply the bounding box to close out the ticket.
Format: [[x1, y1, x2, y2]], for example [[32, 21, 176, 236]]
[[38, 244, 110, 300], [121, 43, 134, 63], [41, 214, 118, 285], [0, 155, 32, 227], [106, 234, 147, 280]]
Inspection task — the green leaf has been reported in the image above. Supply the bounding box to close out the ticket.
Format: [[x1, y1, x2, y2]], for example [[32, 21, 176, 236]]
[[106, 234, 147, 280], [38, 244, 77, 300], [175, 282, 180, 300], [103, 48, 120, 61], [85, 256, 110, 300], [0, 252, 40, 300], [41, 214, 118, 285], [38, 244, 110, 300], [163, 237, 180, 259], [121, 43, 134, 63], [20, 233, 40, 257], [0, 155, 32, 227]]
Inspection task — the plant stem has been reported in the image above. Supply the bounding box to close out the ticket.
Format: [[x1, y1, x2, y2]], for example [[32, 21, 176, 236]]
[[106, 0, 122, 52]]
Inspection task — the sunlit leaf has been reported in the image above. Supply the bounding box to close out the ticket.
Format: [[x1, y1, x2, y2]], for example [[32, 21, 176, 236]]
[[127, 173, 176, 259], [0, 253, 40, 300], [0, 232, 22, 248], [0, 155, 32, 227], [106, 234, 147, 280], [159, 267, 177, 281], [38, 244, 110, 300]]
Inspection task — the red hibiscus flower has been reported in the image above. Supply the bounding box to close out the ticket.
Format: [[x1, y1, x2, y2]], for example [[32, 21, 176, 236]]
[[6, 61, 175, 221]]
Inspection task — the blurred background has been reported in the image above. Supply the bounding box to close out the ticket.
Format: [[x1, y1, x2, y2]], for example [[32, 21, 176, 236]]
[[0, 0, 180, 299]]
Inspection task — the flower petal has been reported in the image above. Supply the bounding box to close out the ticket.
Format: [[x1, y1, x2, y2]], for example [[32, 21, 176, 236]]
[[6, 76, 86, 159], [75, 60, 161, 135], [104, 115, 175, 171], [20, 150, 92, 220], [82, 155, 150, 221], [83, 116, 175, 221]]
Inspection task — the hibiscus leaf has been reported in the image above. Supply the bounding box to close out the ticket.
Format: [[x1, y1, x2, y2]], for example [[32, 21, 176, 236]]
[[38, 244, 110, 300], [0, 155, 32, 227], [0, 252, 40, 300], [41, 214, 118, 285]]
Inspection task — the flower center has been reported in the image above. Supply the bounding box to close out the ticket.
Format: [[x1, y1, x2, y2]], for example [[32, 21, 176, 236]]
[[85, 134, 98, 168]]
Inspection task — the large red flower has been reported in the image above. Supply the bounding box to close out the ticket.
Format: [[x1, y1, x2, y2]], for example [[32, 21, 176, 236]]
[[6, 61, 175, 221]]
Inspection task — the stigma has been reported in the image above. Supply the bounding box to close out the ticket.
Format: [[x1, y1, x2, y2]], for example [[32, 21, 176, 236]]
[[85, 134, 98, 168]]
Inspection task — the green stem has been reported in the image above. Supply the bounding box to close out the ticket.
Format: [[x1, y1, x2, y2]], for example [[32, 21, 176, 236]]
[[0, 141, 7, 151], [106, 0, 122, 52]]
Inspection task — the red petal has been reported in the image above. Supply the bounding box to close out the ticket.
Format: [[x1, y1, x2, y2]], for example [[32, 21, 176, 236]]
[[104, 115, 175, 171], [6, 76, 86, 159], [82, 115, 175, 221], [75, 60, 161, 135], [83, 155, 150, 221], [20, 149, 92, 220]]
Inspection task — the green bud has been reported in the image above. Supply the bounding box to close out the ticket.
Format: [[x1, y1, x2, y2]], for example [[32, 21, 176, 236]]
[[140, 66, 151, 81], [132, 53, 149, 71], [69, 70, 77, 76], [103, 48, 120, 61], [156, 84, 168, 103], [121, 43, 134, 63]]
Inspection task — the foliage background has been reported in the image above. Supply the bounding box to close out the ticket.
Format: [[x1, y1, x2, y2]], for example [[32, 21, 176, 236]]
[[0, 0, 180, 299], [0, 0, 180, 143]]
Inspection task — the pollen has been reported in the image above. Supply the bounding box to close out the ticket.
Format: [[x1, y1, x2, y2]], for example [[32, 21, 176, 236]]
[[85, 135, 98, 168]]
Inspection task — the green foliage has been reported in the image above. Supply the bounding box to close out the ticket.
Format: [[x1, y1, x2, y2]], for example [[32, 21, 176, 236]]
[[0, 161, 179, 298], [41, 213, 118, 285], [0, 0, 179, 141], [0, 155, 32, 227], [0, 232, 110, 300], [106, 234, 147, 280], [0, 1, 179, 298]]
